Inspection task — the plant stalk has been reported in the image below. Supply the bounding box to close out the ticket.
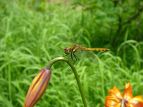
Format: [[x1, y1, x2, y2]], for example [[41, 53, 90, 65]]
[[47, 57, 87, 107]]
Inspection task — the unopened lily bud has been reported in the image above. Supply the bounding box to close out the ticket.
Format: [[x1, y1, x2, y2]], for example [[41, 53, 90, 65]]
[[24, 68, 51, 107]]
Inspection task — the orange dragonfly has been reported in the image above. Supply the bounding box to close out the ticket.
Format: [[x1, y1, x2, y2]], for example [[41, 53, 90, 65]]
[[64, 44, 109, 60]]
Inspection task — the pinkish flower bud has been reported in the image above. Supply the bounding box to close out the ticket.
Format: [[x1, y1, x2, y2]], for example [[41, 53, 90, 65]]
[[24, 68, 51, 107]]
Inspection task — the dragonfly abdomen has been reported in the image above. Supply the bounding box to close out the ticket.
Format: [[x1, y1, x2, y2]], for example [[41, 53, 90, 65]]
[[80, 47, 109, 52]]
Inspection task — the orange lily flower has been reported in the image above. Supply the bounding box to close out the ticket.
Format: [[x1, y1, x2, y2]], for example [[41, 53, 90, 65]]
[[105, 83, 143, 107], [24, 68, 51, 107]]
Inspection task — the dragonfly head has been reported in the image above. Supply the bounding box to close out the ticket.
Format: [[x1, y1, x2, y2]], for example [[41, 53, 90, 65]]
[[64, 48, 71, 55]]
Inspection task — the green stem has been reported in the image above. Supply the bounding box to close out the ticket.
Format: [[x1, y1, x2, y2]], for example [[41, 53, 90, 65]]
[[47, 57, 87, 107]]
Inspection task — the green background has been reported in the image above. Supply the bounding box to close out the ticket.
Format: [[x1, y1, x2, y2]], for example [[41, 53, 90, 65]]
[[0, 0, 143, 107]]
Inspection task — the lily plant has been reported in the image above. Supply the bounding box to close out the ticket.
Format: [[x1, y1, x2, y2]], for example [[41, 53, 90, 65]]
[[23, 47, 143, 107], [24, 57, 87, 107]]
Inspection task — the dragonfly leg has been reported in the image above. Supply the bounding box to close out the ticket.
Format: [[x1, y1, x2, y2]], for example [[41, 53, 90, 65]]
[[70, 51, 74, 60], [70, 51, 78, 61], [73, 50, 78, 61]]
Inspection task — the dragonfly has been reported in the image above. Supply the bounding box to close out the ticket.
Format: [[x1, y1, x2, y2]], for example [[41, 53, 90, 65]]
[[64, 44, 109, 60]]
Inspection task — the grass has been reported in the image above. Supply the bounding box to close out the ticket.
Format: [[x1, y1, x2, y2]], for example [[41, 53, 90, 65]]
[[0, 1, 143, 107]]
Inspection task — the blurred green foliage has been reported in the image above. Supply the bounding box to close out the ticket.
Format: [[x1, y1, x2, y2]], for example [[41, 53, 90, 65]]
[[72, 0, 143, 49], [0, 0, 143, 107]]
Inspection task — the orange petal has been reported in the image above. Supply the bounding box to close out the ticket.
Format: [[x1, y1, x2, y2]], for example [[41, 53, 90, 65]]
[[123, 83, 133, 100], [105, 87, 122, 107], [24, 68, 51, 107], [130, 96, 143, 107], [114, 103, 121, 107], [105, 96, 121, 107], [133, 102, 143, 107], [108, 87, 122, 99]]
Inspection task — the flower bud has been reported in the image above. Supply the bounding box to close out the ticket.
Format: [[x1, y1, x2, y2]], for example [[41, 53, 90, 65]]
[[24, 68, 51, 107]]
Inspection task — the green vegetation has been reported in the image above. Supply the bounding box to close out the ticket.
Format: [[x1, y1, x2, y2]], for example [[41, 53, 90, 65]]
[[0, 0, 143, 107]]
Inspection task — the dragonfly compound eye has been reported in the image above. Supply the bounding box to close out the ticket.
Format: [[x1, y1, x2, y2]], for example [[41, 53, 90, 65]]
[[64, 48, 70, 54]]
